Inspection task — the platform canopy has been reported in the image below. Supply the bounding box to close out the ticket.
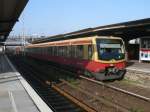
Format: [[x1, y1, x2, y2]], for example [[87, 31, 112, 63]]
[[33, 18, 150, 44], [0, 0, 28, 42]]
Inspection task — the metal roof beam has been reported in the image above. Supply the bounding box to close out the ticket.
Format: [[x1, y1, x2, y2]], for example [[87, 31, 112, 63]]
[[0, 29, 12, 33], [0, 0, 28, 42], [0, 19, 18, 23]]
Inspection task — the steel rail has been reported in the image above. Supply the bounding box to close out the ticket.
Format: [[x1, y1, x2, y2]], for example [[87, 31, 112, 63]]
[[52, 84, 97, 112], [80, 75, 150, 102], [59, 79, 130, 112]]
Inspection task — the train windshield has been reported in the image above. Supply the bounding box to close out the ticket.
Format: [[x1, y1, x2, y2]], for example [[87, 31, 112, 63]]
[[96, 39, 125, 61]]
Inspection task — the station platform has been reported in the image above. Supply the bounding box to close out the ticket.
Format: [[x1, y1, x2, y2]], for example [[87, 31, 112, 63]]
[[0, 54, 52, 112], [126, 60, 150, 74]]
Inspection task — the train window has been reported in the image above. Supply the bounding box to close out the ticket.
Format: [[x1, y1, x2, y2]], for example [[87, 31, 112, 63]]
[[55, 46, 57, 56], [41, 48, 43, 55], [35, 48, 37, 54], [61, 46, 64, 57], [32, 48, 34, 54], [53, 47, 55, 56], [47, 47, 49, 55], [39, 48, 41, 54], [45, 47, 48, 55], [63, 46, 65, 57], [66, 46, 71, 57], [58, 47, 60, 56], [38, 48, 40, 54], [96, 39, 125, 60], [66, 47, 68, 57], [61, 46, 64, 56], [88, 45, 93, 60], [40, 48, 42, 54], [36, 48, 37, 54], [38, 48, 39, 54], [48, 47, 52, 55], [55, 46, 56, 56], [50, 47, 52, 55], [53, 46, 56, 56], [43, 47, 45, 55], [64, 46, 67, 57], [76, 45, 83, 59], [71, 46, 76, 58], [49, 47, 51, 55], [33, 48, 35, 54], [51, 47, 53, 55], [62, 46, 64, 56], [56, 46, 58, 56], [29, 48, 31, 53], [57, 46, 59, 56], [45, 47, 47, 55], [41, 47, 43, 55], [59, 46, 61, 56], [74, 46, 77, 58], [42, 48, 44, 55]]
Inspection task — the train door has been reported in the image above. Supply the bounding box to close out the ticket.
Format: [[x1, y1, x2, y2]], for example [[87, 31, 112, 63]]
[[88, 44, 93, 60]]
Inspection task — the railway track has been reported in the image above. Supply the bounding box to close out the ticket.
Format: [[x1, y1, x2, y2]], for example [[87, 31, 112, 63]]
[[10, 56, 150, 112], [8, 56, 97, 112], [80, 76, 150, 102], [26, 57, 150, 112]]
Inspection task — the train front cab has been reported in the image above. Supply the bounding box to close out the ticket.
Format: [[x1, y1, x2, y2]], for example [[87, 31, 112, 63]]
[[86, 36, 126, 81]]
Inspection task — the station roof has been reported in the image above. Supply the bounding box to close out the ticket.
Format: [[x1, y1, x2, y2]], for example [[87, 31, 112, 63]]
[[0, 0, 28, 42], [32, 18, 150, 44]]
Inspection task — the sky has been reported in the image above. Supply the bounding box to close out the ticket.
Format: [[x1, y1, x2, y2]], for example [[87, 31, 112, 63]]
[[11, 0, 150, 36]]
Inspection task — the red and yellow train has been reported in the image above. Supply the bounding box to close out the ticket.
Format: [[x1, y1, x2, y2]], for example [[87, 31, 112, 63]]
[[25, 36, 126, 80]]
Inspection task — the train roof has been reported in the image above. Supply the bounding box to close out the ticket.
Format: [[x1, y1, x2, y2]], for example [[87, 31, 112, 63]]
[[27, 36, 122, 48]]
